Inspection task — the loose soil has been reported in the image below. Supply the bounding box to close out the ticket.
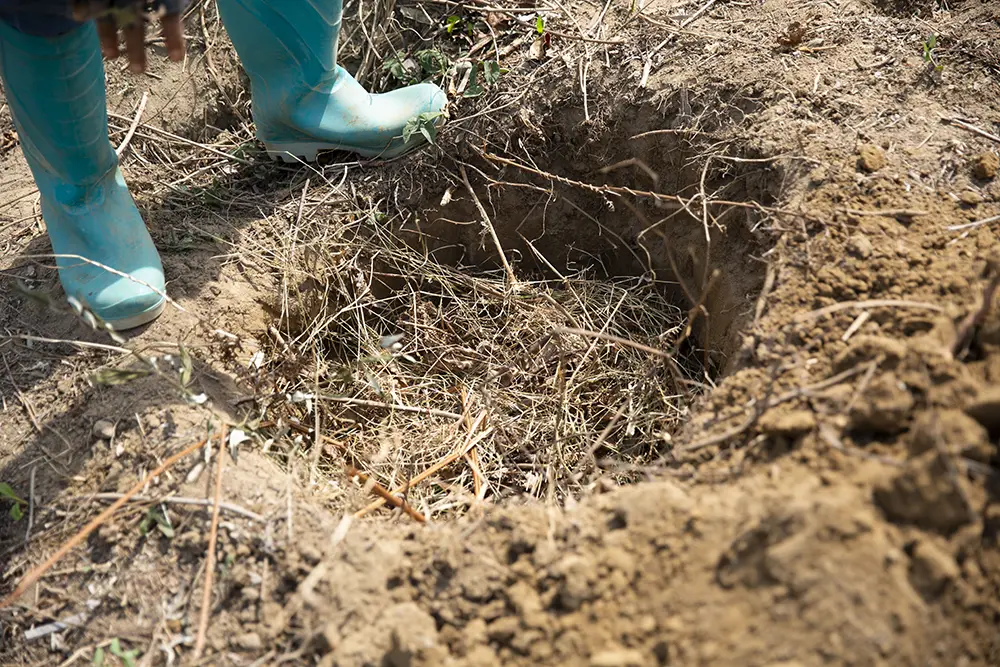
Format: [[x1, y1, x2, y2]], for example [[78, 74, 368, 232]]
[[1, 0, 999, 665]]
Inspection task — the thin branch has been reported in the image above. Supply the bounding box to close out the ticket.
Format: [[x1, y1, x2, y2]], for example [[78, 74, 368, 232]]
[[460, 165, 519, 289], [193, 428, 227, 660], [74, 493, 264, 522], [116, 91, 149, 158], [554, 326, 673, 359], [944, 117, 1000, 144], [1, 435, 211, 608], [344, 465, 426, 522]]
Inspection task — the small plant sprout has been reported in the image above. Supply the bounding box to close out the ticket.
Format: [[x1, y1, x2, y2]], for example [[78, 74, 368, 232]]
[[445, 14, 476, 37], [403, 111, 445, 146], [109, 638, 140, 667], [463, 60, 508, 98], [922, 34, 943, 74], [416, 49, 449, 79], [138, 504, 175, 539], [0, 482, 27, 521], [383, 49, 451, 85]]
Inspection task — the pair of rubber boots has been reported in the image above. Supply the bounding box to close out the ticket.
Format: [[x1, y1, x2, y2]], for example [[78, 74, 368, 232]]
[[0, 0, 446, 329]]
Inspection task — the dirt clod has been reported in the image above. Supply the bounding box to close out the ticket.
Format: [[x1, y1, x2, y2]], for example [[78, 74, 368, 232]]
[[959, 190, 983, 207], [846, 233, 874, 258], [909, 409, 992, 462], [908, 540, 959, 600], [857, 144, 887, 172], [848, 373, 914, 433], [834, 336, 907, 372], [758, 409, 816, 437], [487, 616, 521, 643], [964, 386, 1000, 435], [232, 632, 263, 651], [552, 556, 598, 611], [972, 152, 998, 180], [874, 452, 974, 533]]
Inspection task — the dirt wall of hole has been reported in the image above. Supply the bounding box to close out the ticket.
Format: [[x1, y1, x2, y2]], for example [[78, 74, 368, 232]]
[[402, 97, 777, 376]]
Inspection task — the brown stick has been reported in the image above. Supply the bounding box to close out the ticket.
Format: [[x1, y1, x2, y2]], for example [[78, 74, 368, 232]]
[[115, 91, 148, 158], [344, 465, 426, 523], [944, 117, 1000, 144], [460, 165, 519, 289], [355, 414, 490, 518], [193, 428, 227, 660], [1, 436, 210, 608], [554, 326, 673, 359]]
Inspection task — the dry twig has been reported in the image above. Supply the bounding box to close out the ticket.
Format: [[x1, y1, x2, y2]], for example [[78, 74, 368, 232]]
[[193, 428, 228, 660], [1, 435, 211, 608]]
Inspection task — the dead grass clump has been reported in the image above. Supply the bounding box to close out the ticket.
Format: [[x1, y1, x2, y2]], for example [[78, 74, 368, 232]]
[[248, 202, 695, 516]]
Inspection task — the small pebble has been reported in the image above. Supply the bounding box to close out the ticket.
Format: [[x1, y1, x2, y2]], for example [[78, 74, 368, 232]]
[[232, 632, 263, 651], [185, 462, 206, 484], [590, 648, 645, 667], [92, 419, 115, 441], [959, 191, 982, 207]]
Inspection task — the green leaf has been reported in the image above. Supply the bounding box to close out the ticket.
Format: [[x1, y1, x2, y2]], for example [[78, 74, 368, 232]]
[[416, 49, 450, 78], [382, 56, 410, 83], [536, 15, 545, 34], [922, 34, 937, 61], [109, 638, 139, 667], [92, 646, 105, 667], [464, 67, 484, 98], [0, 482, 26, 505], [446, 15, 461, 34], [483, 61, 503, 86], [403, 111, 443, 145], [139, 506, 174, 539], [9, 503, 23, 521]]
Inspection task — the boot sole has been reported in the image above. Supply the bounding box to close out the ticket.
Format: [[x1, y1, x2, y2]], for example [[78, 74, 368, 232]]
[[106, 297, 166, 331], [263, 140, 414, 162]]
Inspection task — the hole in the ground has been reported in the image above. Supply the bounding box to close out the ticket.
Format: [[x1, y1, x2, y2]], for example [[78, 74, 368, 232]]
[[262, 92, 778, 504], [407, 96, 774, 379]]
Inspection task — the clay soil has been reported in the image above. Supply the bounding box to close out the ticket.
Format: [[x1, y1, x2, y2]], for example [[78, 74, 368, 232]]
[[1, 0, 999, 665]]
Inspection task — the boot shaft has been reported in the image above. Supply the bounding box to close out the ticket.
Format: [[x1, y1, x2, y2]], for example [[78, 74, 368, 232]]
[[0, 20, 117, 206], [216, 0, 343, 96]]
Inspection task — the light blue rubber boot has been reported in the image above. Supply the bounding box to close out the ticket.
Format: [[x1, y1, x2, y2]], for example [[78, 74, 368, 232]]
[[216, 0, 447, 161], [0, 22, 165, 330]]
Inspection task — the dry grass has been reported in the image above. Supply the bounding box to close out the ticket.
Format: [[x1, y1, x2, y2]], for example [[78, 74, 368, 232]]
[[249, 200, 694, 515], [0, 0, 784, 661], [90, 0, 713, 519]]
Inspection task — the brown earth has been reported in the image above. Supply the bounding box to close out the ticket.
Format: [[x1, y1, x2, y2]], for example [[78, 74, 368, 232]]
[[1, 0, 999, 665]]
